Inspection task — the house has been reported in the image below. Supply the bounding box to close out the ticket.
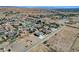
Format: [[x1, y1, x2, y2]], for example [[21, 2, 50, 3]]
[[34, 31, 45, 39], [50, 28, 57, 32]]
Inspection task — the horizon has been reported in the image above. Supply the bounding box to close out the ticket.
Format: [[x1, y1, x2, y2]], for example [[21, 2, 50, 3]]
[[0, 6, 79, 9]]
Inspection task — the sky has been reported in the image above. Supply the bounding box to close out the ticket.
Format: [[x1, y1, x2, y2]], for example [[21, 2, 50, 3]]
[[16, 6, 79, 8], [0, 0, 79, 6], [1, 6, 79, 9]]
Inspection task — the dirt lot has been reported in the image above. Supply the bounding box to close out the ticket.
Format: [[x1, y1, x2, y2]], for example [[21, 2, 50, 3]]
[[70, 36, 79, 52], [1, 34, 40, 52]]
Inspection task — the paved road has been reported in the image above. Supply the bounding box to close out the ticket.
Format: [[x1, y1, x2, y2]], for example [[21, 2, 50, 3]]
[[26, 26, 66, 52]]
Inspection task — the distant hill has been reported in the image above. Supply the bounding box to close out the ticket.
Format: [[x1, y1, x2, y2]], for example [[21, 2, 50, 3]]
[[0, 6, 79, 12], [51, 8, 79, 12]]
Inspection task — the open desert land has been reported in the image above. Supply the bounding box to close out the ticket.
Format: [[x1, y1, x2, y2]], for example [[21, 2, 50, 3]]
[[70, 33, 79, 52]]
